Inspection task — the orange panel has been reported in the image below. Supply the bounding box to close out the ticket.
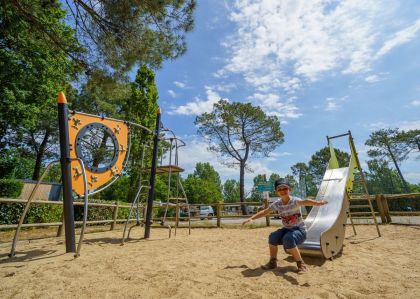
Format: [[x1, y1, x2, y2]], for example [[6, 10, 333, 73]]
[[68, 112, 129, 197]]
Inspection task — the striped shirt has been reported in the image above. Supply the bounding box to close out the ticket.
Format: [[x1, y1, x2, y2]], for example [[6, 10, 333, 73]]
[[269, 196, 306, 230]]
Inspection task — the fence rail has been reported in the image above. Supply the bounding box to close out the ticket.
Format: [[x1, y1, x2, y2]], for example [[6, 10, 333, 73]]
[[1, 193, 419, 232]]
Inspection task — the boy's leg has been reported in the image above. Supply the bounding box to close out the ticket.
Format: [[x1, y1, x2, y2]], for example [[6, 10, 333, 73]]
[[262, 228, 288, 269], [269, 244, 278, 259], [283, 229, 308, 272]]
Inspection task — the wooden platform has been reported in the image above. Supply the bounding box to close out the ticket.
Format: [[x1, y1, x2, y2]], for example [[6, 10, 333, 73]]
[[143, 165, 184, 174]]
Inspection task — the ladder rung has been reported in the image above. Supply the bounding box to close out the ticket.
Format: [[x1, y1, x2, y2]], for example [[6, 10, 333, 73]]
[[352, 179, 366, 183], [349, 205, 370, 209], [322, 178, 343, 181], [349, 212, 376, 216]]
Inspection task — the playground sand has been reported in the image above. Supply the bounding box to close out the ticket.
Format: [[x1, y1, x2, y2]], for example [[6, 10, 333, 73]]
[[0, 225, 419, 299]]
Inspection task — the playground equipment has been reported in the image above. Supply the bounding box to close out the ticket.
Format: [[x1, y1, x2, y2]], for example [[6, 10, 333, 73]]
[[298, 131, 380, 259], [9, 92, 190, 258], [121, 131, 192, 243]]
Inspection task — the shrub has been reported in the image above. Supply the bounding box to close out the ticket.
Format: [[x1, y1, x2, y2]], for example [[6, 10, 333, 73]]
[[0, 179, 24, 198]]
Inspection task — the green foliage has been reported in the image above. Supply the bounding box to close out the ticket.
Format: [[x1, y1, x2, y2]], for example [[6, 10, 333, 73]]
[[223, 179, 240, 202], [99, 176, 131, 202], [70, 70, 130, 118], [0, 202, 62, 225], [27, 204, 62, 224], [184, 163, 223, 204], [123, 65, 159, 202], [0, 149, 35, 179], [366, 128, 411, 191], [0, 179, 24, 198], [308, 146, 350, 186], [395, 129, 420, 156], [0, 0, 84, 179], [366, 159, 407, 194], [0, 203, 24, 224]]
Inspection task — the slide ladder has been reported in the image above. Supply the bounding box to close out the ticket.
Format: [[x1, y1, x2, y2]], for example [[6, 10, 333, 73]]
[[298, 131, 380, 259]]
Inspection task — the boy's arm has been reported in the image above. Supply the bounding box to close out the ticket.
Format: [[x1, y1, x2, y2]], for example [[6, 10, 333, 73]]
[[297, 199, 328, 206], [242, 208, 273, 225]]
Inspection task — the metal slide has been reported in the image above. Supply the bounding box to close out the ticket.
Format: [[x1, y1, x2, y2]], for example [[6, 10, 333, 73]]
[[298, 167, 350, 259]]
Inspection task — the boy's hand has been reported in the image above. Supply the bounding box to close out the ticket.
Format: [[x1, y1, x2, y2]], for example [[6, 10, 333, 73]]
[[242, 218, 253, 225], [317, 200, 328, 206]]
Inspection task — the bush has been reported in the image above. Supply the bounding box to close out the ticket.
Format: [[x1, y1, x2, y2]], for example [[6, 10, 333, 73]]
[[0, 179, 24, 198]]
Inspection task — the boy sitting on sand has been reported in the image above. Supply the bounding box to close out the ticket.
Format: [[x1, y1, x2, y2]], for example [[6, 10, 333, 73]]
[[242, 178, 327, 273]]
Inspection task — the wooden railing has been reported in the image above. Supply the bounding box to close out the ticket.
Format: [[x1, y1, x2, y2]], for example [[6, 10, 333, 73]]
[[1, 193, 419, 232]]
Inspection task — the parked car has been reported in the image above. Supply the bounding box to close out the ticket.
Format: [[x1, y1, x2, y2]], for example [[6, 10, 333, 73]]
[[402, 206, 413, 212], [199, 205, 214, 220]]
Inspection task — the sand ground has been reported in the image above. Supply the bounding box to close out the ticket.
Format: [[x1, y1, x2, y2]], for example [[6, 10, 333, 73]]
[[0, 224, 419, 299]]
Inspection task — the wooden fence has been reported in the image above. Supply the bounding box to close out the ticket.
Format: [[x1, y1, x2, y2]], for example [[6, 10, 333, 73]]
[[0, 193, 419, 232]]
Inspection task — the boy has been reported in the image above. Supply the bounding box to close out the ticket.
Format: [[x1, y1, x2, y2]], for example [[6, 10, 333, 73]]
[[242, 178, 327, 273]]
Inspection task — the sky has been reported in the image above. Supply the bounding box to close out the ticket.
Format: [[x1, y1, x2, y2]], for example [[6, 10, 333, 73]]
[[153, 0, 420, 190]]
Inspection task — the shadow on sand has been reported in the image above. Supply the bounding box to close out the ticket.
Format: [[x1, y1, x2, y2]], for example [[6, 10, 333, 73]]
[[0, 249, 63, 264], [224, 264, 311, 286]]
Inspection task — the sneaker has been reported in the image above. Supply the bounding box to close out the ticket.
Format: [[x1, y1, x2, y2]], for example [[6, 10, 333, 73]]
[[261, 258, 277, 270], [296, 260, 308, 273]]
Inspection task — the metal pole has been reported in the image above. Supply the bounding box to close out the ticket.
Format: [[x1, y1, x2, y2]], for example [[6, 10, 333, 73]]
[[144, 107, 161, 239], [57, 92, 76, 252]]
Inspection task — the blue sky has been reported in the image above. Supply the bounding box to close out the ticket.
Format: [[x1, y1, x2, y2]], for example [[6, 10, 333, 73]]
[[154, 0, 420, 189]]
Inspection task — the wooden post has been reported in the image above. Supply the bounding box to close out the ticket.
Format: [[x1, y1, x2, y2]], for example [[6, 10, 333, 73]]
[[56, 211, 64, 237], [111, 202, 119, 230], [376, 194, 387, 224], [264, 198, 270, 226], [175, 204, 180, 228], [381, 195, 392, 223], [217, 202, 222, 228]]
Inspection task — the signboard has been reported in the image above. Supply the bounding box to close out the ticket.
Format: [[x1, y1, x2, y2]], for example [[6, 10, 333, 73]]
[[256, 183, 274, 192]]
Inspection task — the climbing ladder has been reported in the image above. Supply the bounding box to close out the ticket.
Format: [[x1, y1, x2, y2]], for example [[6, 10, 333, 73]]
[[328, 131, 381, 237], [160, 135, 191, 236]]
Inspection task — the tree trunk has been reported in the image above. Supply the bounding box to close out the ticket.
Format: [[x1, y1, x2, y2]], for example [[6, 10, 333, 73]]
[[386, 144, 410, 193], [32, 130, 51, 180], [239, 160, 247, 215]]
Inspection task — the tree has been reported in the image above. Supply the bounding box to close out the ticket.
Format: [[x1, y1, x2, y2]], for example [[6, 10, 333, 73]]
[[365, 159, 405, 194], [70, 69, 131, 118], [291, 162, 313, 196], [223, 179, 240, 203], [123, 65, 159, 202], [0, 0, 83, 179], [6, 1, 196, 73], [365, 129, 410, 192], [307, 146, 350, 187], [184, 163, 223, 204], [395, 129, 420, 159], [195, 100, 284, 214]]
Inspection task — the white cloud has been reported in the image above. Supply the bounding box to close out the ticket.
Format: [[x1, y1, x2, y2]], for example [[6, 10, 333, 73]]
[[248, 93, 302, 121], [168, 90, 176, 98], [174, 81, 186, 88], [367, 120, 420, 131], [368, 122, 390, 130], [168, 86, 221, 116], [376, 19, 420, 58], [365, 75, 380, 83], [324, 96, 348, 112], [398, 120, 420, 131], [410, 100, 420, 107], [219, 0, 416, 94], [177, 137, 238, 178], [405, 172, 420, 184], [213, 82, 237, 92]]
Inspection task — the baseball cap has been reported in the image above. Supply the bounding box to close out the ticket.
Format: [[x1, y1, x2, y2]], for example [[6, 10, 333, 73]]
[[274, 178, 291, 190]]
